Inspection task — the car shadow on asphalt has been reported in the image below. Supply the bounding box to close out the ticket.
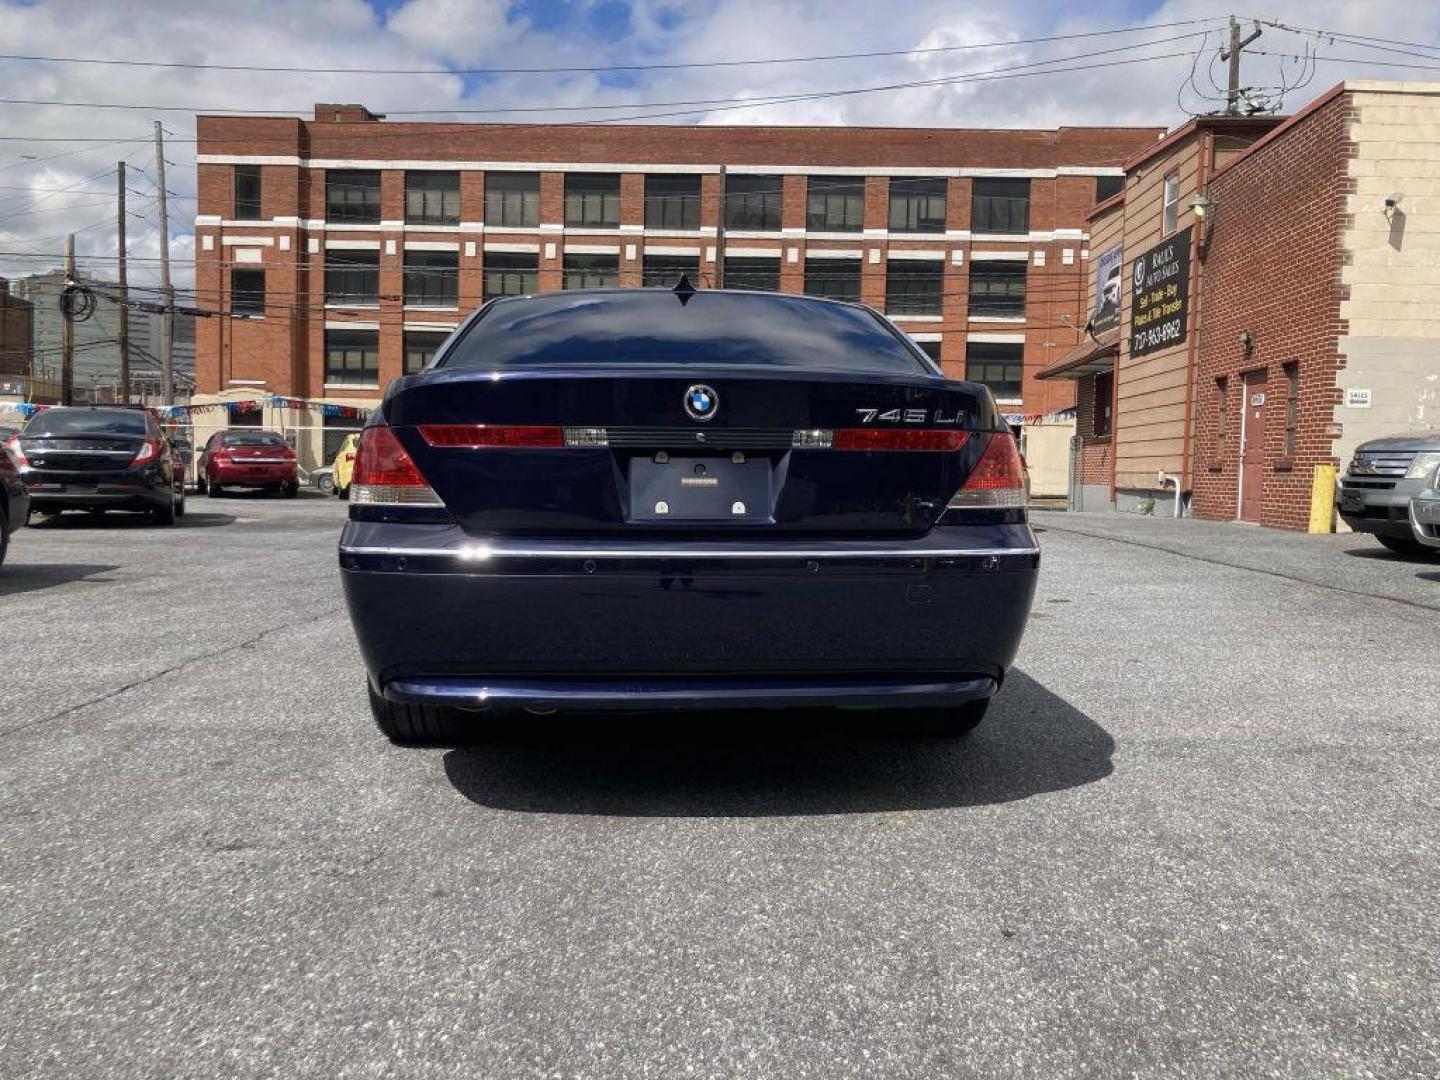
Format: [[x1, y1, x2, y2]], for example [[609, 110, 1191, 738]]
[[441, 669, 1113, 817], [1342, 546, 1439, 564], [27, 511, 236, 529], [0, 562, 119, 597]]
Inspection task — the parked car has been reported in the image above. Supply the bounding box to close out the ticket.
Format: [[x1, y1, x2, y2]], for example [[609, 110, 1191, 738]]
[[1337, 433, 1440, 555], [196, 430, 299, 497], [5, 405, 184, 524], [1409, 461, 1440, 553], [331, 432, 359, 497], [340, 287, 1038, 746], [1, 427, 29, 566]]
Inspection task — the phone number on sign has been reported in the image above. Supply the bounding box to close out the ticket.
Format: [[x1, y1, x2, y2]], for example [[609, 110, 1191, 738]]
[[1133, 321, 1184, 350]]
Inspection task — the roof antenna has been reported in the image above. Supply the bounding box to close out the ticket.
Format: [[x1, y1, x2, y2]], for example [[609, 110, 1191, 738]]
[[671, 274, 697, 305]]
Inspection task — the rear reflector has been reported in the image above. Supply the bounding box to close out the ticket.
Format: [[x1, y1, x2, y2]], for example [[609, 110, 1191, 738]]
[[352, 426, 442, 506], [832, 428, 968, 452], [419, 424, 564, 449], [949, 432, 1027, 508]]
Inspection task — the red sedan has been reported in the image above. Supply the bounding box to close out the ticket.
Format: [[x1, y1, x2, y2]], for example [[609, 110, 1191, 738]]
[[197, 429, 299, 498]]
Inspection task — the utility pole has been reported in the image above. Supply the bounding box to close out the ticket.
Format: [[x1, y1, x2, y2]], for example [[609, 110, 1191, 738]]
[[117, 161, 130, 404], [1220, 16, 1263, 116], [61, 233, 75, 406], [153, 121, 174, 405], [713, 164, 727, 289]]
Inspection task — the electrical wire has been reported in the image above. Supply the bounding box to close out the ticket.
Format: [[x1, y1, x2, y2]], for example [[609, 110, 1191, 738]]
[[0, 19, 1225, 78]]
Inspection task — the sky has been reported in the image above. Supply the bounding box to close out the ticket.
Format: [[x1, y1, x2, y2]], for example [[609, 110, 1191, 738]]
[[2, 0, 1440, 293]]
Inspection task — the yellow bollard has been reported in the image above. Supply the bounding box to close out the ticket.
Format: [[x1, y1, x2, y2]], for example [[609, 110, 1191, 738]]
[[1309, 464, 1337, 533]]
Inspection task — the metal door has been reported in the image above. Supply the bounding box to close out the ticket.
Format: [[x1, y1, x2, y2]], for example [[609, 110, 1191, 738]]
[[1238, 370, 1268, 522]]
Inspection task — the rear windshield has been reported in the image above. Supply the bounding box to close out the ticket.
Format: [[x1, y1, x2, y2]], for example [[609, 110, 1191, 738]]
[[222, 432, 286, 446], [440, 290, 930, 374], [24, 409, 148, 437]]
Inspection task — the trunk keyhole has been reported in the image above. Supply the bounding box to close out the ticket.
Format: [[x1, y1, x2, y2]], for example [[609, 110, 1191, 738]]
[[694, 463, 707, 476]]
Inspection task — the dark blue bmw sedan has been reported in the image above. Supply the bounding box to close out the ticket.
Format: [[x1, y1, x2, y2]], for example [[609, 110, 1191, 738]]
[[339, 286, 1038, 744]]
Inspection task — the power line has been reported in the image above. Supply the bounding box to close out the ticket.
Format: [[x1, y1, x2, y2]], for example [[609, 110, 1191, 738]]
[[0, 18, 1224, 78], [0, 35, 1208, 124]]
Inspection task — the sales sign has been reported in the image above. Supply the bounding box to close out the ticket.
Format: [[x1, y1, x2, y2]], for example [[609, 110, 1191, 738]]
[[1129, 227, 1192, 358]]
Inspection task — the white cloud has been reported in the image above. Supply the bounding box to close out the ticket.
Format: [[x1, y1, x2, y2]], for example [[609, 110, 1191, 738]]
[[0, 0, 1438, 296]]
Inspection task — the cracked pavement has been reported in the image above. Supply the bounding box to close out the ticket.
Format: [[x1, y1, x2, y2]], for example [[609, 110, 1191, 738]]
[[1, 498, 1438, 1078]]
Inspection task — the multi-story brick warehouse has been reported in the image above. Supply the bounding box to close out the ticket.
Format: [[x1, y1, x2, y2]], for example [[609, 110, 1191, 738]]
[[192, 105, 1162, 463]]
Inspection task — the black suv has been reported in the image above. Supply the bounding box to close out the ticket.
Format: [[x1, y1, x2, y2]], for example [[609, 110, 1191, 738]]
[[7, 406, 185, 524]]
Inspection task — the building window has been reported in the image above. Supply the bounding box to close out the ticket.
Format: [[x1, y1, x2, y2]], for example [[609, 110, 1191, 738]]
[[565, 174, 620, 229], [968, 262, 1027, 319], [642, 254, 699, 288], [1162, 172, 1180, 236], [404, 330, 450, 374], [804, 257, 861, 302], [485, 172, 540, 229], [1094, 368, 1114, 437], [971, 178, 1030, 235], [1283, 361, 1299, 457], [324, 249, 379, 305], [230, 268, 265, 316], [886, 259, 943, 316], [806, 176, 865, 232], [914, 339, 942, 364], [888, 177, 947, 233], [483, 252, 538, 301], [325, 329, 379, 386], [724, 174, 783, 231], [723, 256, 780, 292], [644, 175, 701, 231], [404, 250, 459, 306], [1215, 376, 1229, 458], [326, 170, 381, 224], [229, 404, 262, 428], [1096, 174, 1124, 204], [233, 164, 262, 220], [564, 253, 619, 289], [405, 171, 460, 226], [965, 341, 1024, 400]]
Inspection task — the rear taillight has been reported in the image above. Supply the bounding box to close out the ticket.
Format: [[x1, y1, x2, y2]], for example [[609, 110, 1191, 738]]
[[419, 424, 565, 449], [832, 428, 968, 452], [132, 438, 159, 466], [791, 429, 969, 451], [949, 432, 1027, 508], [3, 435, 27, 468], [352, 426, 442, 506]]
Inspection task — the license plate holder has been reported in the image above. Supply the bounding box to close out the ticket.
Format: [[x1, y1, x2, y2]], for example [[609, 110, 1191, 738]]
[[1340, 489, 1365, 513], [628, 456, 773, 523]]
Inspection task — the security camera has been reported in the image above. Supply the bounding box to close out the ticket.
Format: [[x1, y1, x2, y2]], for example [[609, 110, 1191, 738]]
[[1385, 193, 1404, 209]]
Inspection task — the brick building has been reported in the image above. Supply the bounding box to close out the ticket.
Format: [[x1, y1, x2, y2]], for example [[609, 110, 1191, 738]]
[[0, 277, 34, 388], [1193, 81, 1440, 529], [192, 106, 1161, 463]]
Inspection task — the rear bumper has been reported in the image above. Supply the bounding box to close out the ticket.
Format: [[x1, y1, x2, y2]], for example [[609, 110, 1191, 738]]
[[208, 463, 296, 486], [340, 521, 1039, 709], [26, 475, 169, 512]]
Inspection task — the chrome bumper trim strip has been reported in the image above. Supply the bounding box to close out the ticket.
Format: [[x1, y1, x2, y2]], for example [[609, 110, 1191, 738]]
[[340, 542, 1040, 561]]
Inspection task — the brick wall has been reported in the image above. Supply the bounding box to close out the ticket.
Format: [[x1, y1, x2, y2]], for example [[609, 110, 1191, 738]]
[[1191, 91, 1350, 529]]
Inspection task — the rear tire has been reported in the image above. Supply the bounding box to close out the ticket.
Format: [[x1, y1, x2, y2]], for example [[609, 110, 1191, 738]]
[[338, 485, 350, 501], [194, 476, 207, 495], [283, 481, 299, 499], [317, 475, 335, 495], [175, 488, 187, 518], [151, 493, 176, 526], [208, 483, 224, 498], [898, 697, 990, 738], [1377, 534, 1430, 557], [368, 684, 475, 747]]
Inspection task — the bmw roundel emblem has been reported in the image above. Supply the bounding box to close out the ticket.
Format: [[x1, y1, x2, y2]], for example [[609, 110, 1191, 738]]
[[684, 384, 718, 422]]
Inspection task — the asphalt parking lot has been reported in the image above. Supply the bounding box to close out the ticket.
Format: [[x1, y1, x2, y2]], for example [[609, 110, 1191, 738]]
[[2, 496, 1438, 1079]]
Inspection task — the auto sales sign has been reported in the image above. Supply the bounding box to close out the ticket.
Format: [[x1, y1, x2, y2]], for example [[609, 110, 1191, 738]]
[[1129, 227, 1191, 358]]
